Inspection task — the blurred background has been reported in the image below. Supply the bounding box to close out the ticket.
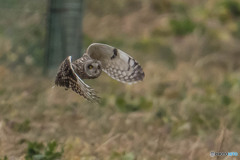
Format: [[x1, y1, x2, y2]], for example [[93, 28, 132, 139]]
[[0, 0, 240, 159]]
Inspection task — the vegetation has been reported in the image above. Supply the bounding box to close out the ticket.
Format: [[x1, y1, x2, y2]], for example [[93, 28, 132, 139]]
[[0, 0, 240, 159], [25, 141, 63, 160], [0, 156, 8, 160]]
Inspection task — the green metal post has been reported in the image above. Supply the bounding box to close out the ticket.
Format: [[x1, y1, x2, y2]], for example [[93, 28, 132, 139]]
[[45, 0, 83, 75]]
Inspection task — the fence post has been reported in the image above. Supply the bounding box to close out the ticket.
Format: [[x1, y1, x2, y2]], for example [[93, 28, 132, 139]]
[[45, 0, 84, 76]]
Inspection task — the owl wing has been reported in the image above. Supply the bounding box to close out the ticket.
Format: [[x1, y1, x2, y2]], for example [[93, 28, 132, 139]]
[[86, 43, 144, 84], [55, 56, 100, 103]]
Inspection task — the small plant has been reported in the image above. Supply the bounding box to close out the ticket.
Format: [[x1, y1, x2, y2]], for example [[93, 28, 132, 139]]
[[116, 95, 153, 112], [25, 141, 63, 160], [0, 156, 8, 160], [14, 119, 31, 133], [170, 18, 196, 36], [110, 152, 135, 160], [222, 0, 240, 17]]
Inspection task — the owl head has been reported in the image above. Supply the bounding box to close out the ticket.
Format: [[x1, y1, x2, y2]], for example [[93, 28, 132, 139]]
[[84, 59, 102, 78]]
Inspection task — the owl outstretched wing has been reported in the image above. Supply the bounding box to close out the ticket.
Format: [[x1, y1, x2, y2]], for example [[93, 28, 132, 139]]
[[55, 56, 100, 103], [86, 43, 144, 84]]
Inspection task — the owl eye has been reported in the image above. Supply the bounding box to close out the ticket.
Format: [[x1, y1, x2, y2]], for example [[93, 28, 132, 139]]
[[88, 65, 93, 69]]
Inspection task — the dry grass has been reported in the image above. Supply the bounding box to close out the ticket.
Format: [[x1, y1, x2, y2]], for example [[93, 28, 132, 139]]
[[1, 0, 240, 159], [0, 60, 240, 159]]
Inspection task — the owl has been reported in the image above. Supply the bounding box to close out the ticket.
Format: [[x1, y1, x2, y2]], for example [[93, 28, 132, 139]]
[[55, 43, 144, 102]]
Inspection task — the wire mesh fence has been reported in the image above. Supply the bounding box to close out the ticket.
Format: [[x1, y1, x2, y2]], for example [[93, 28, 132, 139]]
[[0, 0, 48, 69]]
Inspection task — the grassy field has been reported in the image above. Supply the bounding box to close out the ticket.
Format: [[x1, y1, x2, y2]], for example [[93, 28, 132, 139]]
[[0, 0, 240, 160]]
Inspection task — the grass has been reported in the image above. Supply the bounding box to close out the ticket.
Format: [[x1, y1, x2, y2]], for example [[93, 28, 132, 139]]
[[25, 141, 63, 160], [1, 0, 240, 159], [0, 59, 240, 160]]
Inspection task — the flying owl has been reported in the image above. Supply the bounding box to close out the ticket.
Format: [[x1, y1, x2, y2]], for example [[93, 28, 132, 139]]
[[55, 43, 144, 102]]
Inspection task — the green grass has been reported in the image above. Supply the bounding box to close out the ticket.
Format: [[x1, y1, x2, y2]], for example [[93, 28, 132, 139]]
[[25, 141, 63, 160], [0, 156, 8, 160]]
